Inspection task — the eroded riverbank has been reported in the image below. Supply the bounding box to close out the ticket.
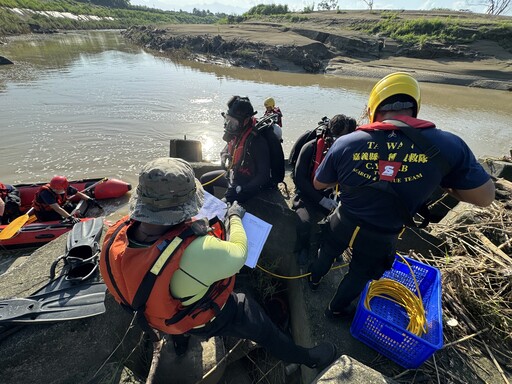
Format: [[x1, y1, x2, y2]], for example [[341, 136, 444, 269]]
[[122, 14, 512, 91]]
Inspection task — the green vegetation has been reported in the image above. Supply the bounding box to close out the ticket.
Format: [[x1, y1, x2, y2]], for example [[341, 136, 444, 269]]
[[302, 4, 315, 13], [245, 3, 289, 16], [221, 3, 300, 25], [0, 0, 223, 35], [353, 14, 512, 47]]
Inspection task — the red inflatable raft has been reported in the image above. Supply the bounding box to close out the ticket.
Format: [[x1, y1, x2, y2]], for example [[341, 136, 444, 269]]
[[0, 178, 131, 249]]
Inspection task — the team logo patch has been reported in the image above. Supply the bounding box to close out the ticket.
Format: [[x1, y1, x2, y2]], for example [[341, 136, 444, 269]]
[[378, 160, 402, 181]]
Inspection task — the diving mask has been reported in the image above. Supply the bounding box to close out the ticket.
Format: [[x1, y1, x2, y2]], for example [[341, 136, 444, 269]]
[[223, 113, 242, 134]]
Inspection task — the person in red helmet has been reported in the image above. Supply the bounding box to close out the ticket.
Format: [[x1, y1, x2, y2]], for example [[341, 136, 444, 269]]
[[32, 176, 93, 223]]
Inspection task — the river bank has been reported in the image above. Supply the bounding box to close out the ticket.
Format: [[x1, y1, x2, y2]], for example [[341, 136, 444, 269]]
[[122, 10, 512, 91]]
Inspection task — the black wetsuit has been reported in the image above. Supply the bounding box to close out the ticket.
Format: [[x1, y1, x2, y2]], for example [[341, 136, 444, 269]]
[[292, 140, 331, 261]]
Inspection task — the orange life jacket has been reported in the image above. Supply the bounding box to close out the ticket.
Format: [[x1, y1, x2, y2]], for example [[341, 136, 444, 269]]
[[32, 184, 68, 212], [100, 215, 234, 336]]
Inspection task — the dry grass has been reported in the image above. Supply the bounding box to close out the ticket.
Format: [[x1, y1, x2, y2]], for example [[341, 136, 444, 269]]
[[405, 196, 512, 383]]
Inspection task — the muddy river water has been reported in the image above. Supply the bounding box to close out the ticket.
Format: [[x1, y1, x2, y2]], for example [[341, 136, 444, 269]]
[[1, 30, 510, 191]]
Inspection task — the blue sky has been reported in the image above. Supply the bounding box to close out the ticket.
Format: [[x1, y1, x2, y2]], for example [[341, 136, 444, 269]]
[[128, 0, 496, 15]]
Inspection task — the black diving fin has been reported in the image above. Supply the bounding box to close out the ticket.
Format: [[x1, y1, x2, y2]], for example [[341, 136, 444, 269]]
[[0, 281, 106, 323], [0, 218, 107, 326], [50, 217, 104, 281]]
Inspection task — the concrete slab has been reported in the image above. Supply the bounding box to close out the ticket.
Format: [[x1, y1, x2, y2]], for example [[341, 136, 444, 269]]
[[313, 355, 397, 383]]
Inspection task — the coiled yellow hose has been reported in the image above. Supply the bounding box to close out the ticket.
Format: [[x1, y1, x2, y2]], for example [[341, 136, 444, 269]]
[[364, 255, 427, 336]]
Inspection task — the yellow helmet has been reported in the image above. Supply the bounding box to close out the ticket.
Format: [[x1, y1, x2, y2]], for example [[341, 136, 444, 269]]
[[264, 97, 275, 108], [367, 72, 421, 122]]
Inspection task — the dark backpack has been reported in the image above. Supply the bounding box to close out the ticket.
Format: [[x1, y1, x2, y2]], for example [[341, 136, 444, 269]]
[[288, 117, 330, 169], [288, 129, 316, 169], [255, 115, 285, 187], [289, 119, 333, 185]]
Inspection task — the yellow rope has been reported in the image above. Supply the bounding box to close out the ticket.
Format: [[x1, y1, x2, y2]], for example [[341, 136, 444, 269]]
[[257, 254, 427, 336], [364, 255, 427, 336], [201, 171, 227, 187]]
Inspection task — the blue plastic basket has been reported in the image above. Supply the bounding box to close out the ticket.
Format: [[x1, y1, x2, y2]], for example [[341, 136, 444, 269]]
[[350, 255, 443, 369]]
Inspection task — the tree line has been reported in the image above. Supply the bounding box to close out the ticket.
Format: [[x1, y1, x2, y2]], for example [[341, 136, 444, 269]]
[[246, 1, 510, 15]]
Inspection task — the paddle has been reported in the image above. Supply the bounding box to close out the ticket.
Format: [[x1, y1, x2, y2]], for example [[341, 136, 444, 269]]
[[0, 208, 35, 241], [0, 177, 108, 241]]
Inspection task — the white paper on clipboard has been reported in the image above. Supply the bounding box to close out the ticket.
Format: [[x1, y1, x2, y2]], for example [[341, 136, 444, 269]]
[[195, 192, 272, 268]]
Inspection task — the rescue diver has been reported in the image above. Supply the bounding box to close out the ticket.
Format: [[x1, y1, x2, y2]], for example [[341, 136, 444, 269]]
[[292, 114, 357, 266], [200, 96, 272, 203], [263, 97, 283, 127]]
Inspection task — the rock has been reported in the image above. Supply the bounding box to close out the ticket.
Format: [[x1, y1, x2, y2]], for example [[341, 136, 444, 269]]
[[429, 201, 482, 238], [0, 56, 13, 65], [148, 336, 227, 383], [0, 234, 139, 384]]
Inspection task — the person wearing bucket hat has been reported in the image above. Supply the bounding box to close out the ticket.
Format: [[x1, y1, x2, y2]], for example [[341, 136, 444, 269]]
[[308, 72, 495, 320], [100, 157, 337, 370], [128, 157, 205, 226], [200, 96, 273, 203]]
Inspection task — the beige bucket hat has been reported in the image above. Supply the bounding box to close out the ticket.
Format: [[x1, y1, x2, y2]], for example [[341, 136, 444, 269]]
[[129, 157, 204, 225]]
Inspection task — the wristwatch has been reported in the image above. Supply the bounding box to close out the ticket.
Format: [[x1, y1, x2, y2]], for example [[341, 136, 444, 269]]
[[235, 186, 242, 194]]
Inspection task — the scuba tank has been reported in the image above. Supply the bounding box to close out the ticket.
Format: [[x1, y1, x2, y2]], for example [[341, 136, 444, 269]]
[[311, 128, 334, 183]]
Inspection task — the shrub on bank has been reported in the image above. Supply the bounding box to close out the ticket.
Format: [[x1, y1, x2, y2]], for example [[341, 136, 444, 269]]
[[245, 4, 289, 16], [354, 14, 512, 47]]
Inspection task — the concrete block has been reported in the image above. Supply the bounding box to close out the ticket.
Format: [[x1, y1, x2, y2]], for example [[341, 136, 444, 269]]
[[313, 355, 397, 383]]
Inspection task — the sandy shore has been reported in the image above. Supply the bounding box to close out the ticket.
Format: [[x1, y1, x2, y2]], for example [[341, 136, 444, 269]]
[[325, 54, 512, 89]]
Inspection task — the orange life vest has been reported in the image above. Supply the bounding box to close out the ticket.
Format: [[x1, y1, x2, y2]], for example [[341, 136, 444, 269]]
[[32, 184, 68, 212], [100, 215, 234, 335]]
